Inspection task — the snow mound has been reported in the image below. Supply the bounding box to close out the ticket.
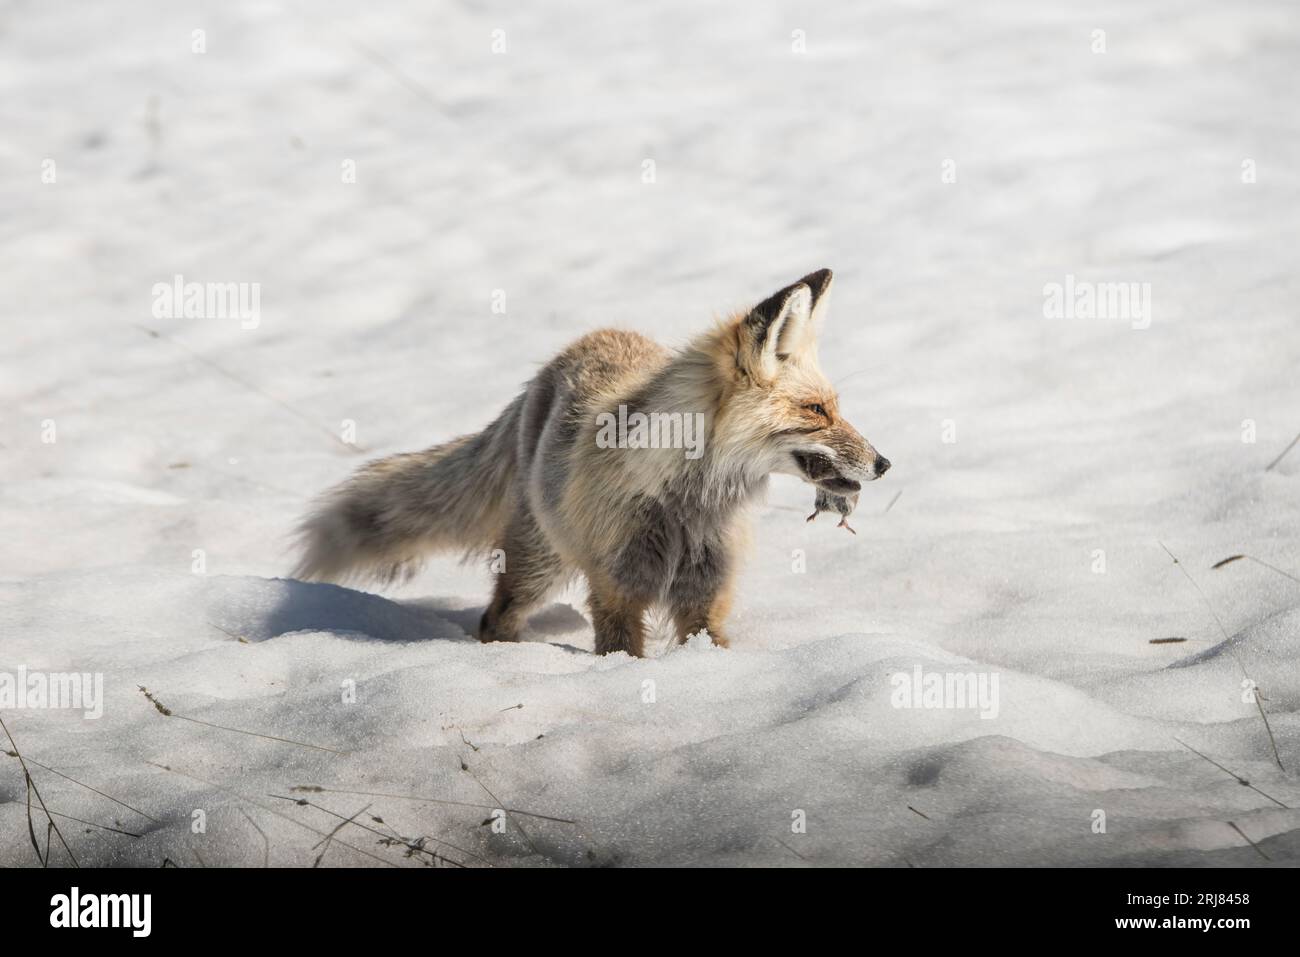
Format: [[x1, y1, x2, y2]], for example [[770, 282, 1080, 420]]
[[3, 572, 1297, 866]]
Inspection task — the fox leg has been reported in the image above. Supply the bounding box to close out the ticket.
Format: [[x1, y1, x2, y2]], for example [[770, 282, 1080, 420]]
[[587, 580, 648, 657], [671, 544, 733, 648], [479, 509, 563, 644], [671, 587, 733, 649]]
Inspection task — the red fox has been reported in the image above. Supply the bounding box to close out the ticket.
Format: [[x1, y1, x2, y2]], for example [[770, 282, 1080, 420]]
[[294, 269, 889, 656]]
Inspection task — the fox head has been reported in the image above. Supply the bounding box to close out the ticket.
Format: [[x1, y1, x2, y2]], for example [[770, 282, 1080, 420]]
[[713, 268, 889, 497]]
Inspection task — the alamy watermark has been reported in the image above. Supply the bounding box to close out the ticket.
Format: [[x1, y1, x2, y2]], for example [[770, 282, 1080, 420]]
[[1043, 274, 1151, 330], [0, 667, 103, 719], [50, 887, 151, 937], [152, 274, 261, 329], [595, 404, 705, 460], [890, 665, 999, 719]]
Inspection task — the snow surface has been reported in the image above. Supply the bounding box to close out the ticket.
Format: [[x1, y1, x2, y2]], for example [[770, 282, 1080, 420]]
[[2, 0, 1299, 866]]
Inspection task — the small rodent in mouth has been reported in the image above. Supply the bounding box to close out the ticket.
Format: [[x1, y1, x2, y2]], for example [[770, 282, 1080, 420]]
[[806, 486, 860, 534]]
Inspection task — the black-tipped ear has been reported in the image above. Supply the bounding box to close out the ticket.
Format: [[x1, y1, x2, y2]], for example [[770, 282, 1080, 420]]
[[746, 281, 809, 342], [742, 281, 812, 379], [797, 268, 834, 320]]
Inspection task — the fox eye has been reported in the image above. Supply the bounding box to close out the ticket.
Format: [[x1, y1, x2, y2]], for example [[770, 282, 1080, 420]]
[[804, 403, 829, 419]]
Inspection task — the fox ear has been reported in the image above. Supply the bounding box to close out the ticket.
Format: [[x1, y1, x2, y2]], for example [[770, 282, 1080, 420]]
[[741, 280, 813, 379], [798, 268, 834, 326]]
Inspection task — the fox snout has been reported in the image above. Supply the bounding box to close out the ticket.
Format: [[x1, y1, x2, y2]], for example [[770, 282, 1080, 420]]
[[790, 410, 890, 493], [792, 435, 889, 492], [832, 420, 889, 483]]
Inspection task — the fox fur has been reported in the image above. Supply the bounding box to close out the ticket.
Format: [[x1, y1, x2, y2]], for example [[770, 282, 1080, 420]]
[[294, 269, 889, 656]]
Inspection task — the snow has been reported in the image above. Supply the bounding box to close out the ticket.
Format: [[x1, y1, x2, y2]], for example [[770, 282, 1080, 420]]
[[2, 0, 1299, 866]]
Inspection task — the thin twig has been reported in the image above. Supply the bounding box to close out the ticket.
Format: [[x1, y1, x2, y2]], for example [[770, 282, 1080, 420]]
[[349, 40, 447, 113], [1264, 432, 1300, 471], [132, 324, 364, 454], [773, 836, 807, 861]]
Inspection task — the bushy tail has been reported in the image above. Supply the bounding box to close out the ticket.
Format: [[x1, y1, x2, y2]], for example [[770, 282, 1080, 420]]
[[293, 396, 523, 585]]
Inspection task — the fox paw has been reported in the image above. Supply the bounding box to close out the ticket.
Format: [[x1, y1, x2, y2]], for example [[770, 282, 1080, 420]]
[[477, 610, 520, 644]]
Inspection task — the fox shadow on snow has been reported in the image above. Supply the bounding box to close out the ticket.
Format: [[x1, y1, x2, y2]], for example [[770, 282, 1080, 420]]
[[207, 576, 590, 648]]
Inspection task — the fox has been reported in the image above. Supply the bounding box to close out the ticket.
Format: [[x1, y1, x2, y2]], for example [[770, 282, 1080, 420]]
[[293, 268, 890, 656]]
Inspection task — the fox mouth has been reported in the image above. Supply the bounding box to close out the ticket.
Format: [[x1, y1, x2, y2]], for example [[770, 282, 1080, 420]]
[[792, 452, 862, 495]]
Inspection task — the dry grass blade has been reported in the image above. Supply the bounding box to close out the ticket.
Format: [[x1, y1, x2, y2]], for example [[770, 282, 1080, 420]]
[[208, 621, 250, 643], [1159, 544, 1285, 772], [1248, 696, 1281, 772], [311, 803, 370, 867], [1, 715, 79, 866], [270, 794, 482, 867], [139, 686, 346, 755], [1173, 738, 1288, 809], [288, 784, 576, 824], [1159, 543, 1232, 638], [366, 813, 478, 868], [45, 809, 142, 838], [146, 762, 400, 867], [4, 750, 159, 824], [25, 780, 44, 866], [1211, 552, 1300, 585], [239, 808, 270, 867], [461, 763, 540, 857], [1227, 821, 1270, 861]]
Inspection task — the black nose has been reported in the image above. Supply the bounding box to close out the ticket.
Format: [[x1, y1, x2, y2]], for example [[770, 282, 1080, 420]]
[[875, 456, 891, 476]]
